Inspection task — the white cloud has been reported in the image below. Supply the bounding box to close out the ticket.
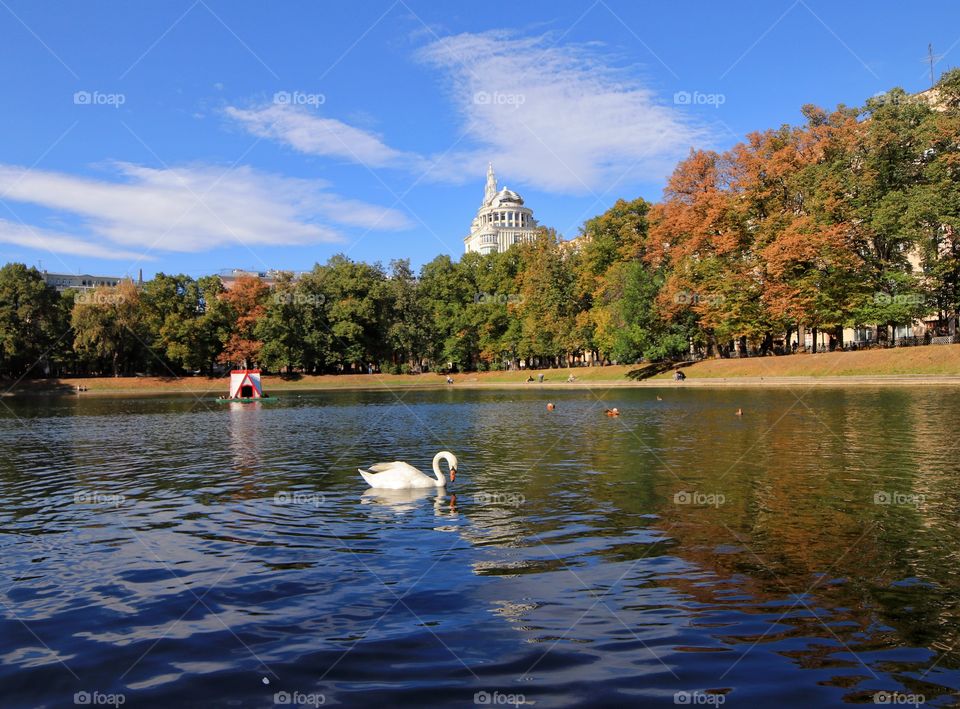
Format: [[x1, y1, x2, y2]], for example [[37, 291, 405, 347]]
[[417, 31, 706, 193], [0, 220, 148, 261], [225, 104, 415, 168], [0, 162, 412, 260], [225, 34, 706, 194]]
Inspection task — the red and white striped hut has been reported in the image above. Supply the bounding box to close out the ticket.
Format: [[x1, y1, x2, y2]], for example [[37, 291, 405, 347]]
[[227, 369, 265, 400]]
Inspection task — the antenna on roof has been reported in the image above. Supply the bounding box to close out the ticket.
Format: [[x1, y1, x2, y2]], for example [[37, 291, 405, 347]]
[[925, 43, 945, 88]]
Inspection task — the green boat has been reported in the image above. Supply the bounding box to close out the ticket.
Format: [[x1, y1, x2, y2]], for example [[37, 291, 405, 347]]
[[216, 395, 279, 403]]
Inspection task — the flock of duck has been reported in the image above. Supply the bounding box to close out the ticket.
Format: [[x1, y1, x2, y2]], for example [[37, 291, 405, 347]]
[[357, 396, 745, 490]]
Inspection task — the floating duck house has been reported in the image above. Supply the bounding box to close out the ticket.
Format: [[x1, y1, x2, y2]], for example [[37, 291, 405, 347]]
[[223, 369, 267, 401]]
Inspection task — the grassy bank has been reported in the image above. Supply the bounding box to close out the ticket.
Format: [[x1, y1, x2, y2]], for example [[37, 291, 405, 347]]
[[6, 344, 960, 397], [667, 344, 960, 378]]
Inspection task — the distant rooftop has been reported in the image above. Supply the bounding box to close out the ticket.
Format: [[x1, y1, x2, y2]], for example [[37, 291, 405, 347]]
[[218, 268, 306, 279], [41, 270, 140, 292], [217, 268, 306, 289]]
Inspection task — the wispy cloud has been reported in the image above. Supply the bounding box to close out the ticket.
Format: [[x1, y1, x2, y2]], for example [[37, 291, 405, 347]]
[[225, 104, 416, 168], [0, 162, 412, 260], [418, 31, 706, 193], [0, 220, 147, 261], [225, 32, 706, 195]]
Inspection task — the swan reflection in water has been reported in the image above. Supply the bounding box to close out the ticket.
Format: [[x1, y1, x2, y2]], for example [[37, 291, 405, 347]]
[[360, 487, 458, 519]]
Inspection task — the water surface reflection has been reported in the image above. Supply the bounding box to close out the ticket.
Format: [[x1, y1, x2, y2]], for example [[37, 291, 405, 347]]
[[0, 388, 959, 706]]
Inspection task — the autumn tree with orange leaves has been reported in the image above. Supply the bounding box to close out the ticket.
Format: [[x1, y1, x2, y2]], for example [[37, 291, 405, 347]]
[[648, 68, 960, 355], [217, 274, 269, 369]]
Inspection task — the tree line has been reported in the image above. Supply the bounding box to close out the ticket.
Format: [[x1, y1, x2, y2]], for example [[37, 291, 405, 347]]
[[1, 71, 959, 379]]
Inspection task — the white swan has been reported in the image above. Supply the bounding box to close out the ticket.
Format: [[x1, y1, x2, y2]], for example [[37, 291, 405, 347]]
[[358, 451, 458, 489]]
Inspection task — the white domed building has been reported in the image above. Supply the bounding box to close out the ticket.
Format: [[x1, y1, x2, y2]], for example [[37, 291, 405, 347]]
[[464, 164, 539, 254]]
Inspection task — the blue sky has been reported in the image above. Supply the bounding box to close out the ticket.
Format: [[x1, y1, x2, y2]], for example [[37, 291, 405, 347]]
[[0, 1, 957, 280]]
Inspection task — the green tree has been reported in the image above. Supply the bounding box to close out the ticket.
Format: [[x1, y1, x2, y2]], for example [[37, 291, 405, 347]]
[[318, 255, 389, 371], [419, 254, 474, 370], [189, 275, 230, 374], [255, 272, 306, 373], [845, 88, 935, 341], [0, 264, 66, 378], [593, 261, 686, 362], [140, 273, 219, 374], [71, 281, 145, 376], [385, 259, 429, 371], [292, 269, 334, 373], [514, 229, 576, 366]]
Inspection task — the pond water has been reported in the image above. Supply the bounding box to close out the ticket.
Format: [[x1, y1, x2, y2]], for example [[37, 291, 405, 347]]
[[1, 387, 959, 707]]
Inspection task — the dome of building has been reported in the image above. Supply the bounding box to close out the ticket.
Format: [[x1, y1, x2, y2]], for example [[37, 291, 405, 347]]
[[491, 187, 523, 206], [464, 164, 538, 255]]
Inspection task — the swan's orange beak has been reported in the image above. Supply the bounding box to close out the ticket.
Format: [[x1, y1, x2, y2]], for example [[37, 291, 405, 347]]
[[450, 468, 457, 482]]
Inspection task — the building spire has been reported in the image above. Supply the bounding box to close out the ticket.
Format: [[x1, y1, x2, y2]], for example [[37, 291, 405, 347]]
[[483, 162, 497, 205]]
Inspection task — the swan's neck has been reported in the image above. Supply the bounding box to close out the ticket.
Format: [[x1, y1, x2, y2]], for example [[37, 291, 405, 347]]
[[432, 454, 446, 485]]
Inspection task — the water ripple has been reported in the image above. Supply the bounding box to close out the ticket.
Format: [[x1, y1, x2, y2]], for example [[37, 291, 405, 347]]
[[1, 388, 960, 707]]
